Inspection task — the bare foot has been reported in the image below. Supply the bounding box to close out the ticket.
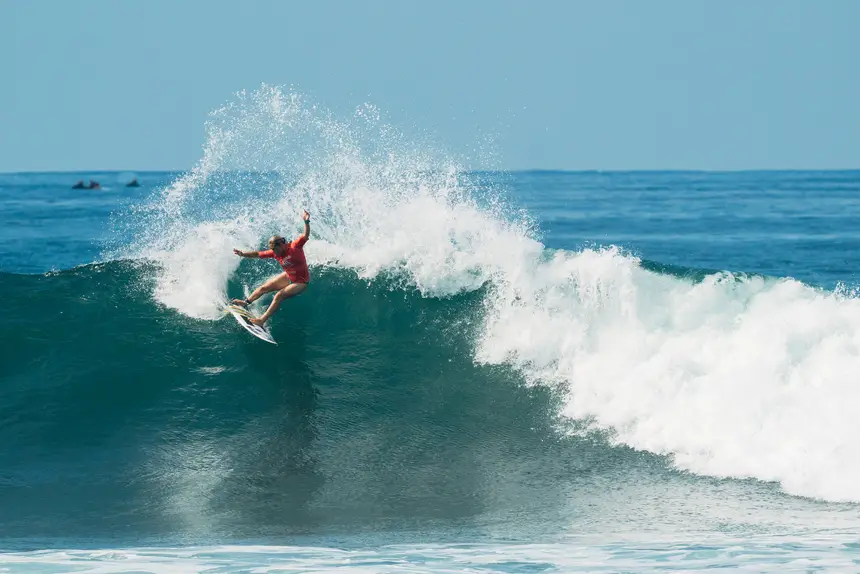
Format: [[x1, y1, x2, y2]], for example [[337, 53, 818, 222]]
[[231, 298, 249, 307], [249, 317, 266, 326]]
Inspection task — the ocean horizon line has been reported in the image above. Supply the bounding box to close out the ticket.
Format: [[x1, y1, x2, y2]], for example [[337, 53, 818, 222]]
[[3, 167, 860, 176]]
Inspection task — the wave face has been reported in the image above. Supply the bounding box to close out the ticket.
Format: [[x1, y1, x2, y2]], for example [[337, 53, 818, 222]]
[[0, 263, 610, 543], [4, 86, 860, 545]]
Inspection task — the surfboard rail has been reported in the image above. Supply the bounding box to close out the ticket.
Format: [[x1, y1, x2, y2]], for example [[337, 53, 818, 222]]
[[224, 304, 277, 344]]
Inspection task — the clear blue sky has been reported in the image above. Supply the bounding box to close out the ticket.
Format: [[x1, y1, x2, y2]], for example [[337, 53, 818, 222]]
[[2, 0, 859, 172]]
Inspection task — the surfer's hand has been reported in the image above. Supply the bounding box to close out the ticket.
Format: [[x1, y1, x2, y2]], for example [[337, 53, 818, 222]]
[[302, 210, 310, 222], [233, 248, 244, 257]]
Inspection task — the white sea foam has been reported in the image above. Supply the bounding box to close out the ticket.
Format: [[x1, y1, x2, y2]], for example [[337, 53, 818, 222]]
[[476, 249, 860, 502], [1, 539, 859, 573]]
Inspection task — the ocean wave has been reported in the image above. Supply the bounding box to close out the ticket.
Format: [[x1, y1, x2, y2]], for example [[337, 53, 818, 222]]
[[45, 85, 860, 508]]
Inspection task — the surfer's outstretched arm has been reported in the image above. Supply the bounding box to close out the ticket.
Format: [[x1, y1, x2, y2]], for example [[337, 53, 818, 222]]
[[233, 248, 261, 258]]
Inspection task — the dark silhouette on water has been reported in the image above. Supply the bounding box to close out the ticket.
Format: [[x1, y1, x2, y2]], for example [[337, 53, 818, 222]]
[[72, 180, 101, 190]]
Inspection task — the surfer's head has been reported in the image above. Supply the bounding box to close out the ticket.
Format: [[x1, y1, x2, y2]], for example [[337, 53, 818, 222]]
[[269, 235, 288, 255]]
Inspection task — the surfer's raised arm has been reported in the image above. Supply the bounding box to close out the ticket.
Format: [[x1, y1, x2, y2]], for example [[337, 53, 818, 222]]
[[301, 210, 310, 240]]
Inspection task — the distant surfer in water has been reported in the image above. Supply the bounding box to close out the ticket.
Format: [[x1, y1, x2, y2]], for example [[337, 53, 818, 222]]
[[231, 210, 311, 326]]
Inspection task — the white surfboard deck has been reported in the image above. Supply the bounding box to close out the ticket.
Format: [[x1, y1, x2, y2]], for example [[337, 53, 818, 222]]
[[225, 304, 277, 344]]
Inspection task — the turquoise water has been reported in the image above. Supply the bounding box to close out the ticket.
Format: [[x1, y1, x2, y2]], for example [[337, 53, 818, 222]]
[[2, 88, 860, 571]]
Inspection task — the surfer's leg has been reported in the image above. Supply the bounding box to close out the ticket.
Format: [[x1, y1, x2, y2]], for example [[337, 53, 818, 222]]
[[233, 273, 291, 306], [251, 282, 308, 325]]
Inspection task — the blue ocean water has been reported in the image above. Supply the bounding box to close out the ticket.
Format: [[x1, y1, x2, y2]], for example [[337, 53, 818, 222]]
[[2, 89, 860, 571]]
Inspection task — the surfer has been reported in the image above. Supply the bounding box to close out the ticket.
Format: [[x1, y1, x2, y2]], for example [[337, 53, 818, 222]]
[[231, 210, 311, 326]]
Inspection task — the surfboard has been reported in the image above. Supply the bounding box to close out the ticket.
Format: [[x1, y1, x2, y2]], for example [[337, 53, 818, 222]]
[[224, 304, 277, 344]]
